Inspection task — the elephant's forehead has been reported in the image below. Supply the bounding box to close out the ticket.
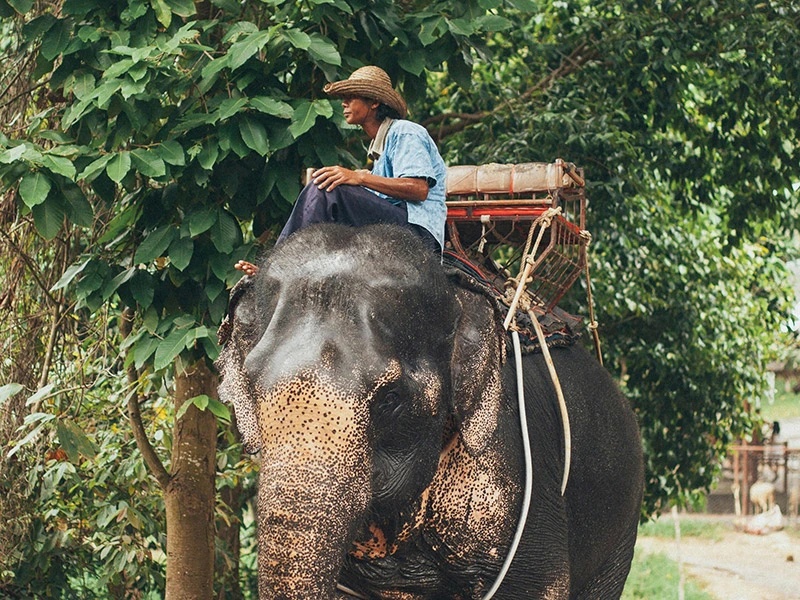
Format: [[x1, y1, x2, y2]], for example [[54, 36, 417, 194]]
[[268, 248, 418, 287]]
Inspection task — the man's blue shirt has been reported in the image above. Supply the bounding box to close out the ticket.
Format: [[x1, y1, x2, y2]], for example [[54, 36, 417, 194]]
[[370, 120, 447, 249]]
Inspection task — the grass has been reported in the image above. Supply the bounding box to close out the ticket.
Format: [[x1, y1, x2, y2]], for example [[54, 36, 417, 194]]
[[638, 516, 729, 542], [622, 549, 715, 600], [761, 387, 800, 422]]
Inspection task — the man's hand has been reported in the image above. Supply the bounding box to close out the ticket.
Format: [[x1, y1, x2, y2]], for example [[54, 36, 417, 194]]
[[311, 166, 429, 202], [311, 166, 366, 192], [234, 260, 259, 277]]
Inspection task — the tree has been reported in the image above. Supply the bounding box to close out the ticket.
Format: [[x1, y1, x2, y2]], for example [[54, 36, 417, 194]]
[[1, 0, 798, 594], [0, 0, 532, 596]]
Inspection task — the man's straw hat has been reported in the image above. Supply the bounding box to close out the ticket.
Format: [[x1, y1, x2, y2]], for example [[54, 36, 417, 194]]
[[323, 66, 408, 119]]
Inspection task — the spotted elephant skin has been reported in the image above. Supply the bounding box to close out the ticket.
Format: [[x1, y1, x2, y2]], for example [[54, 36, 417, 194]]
[[216, 223, 643, 600]]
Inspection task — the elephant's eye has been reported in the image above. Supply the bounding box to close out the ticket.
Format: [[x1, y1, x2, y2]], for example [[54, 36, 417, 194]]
[[372, 388, 405, 421]]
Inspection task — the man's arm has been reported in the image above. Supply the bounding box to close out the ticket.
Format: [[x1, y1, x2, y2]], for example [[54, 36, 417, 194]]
[[311, 166, 429, 202]]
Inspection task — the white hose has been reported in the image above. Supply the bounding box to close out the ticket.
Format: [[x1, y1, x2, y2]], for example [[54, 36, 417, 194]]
[[482, 330, 533, 599]]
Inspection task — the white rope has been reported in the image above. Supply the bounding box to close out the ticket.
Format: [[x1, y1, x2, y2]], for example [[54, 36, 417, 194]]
[[527, 308, 571, 495], [482, 331, 533, 599], [502, 207, 561, 331]]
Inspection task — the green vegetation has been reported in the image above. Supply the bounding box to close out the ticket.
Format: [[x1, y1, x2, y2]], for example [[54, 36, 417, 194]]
[[622, 550, 716, 600], [638, 517, 729, 543], [0, 0, 797, 597]]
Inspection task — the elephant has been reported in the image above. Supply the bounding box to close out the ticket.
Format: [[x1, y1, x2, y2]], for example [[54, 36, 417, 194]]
[[216, 223, 644, 599]]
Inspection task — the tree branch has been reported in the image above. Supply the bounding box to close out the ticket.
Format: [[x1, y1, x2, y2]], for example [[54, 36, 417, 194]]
[[0, 227, 60, 307], [121, 307, 171, 489], [422, 41, 599, 143]]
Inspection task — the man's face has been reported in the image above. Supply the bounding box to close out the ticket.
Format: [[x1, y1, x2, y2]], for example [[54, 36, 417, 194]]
[[342, 96, 378, 126]]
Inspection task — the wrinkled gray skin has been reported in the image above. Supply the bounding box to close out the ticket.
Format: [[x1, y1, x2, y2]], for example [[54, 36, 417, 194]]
[[216, 224, 644, 600]]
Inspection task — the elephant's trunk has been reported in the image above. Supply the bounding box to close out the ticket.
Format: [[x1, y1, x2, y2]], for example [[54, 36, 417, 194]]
[[255, 371, 373, 599]]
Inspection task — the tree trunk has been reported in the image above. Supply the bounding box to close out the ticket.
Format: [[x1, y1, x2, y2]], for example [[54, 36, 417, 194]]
[[165, 360, 218, 600]]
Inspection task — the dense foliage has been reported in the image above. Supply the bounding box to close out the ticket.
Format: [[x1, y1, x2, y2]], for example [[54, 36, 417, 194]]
[[429, 0, 800, 514], [0, 0, 797, 596]]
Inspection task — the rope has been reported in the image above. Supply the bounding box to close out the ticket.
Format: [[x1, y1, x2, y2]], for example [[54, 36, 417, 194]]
[[527, 309, 572, 496], [580, 230, 603, 366], [502, 207, 561, 330], [481, 331, 533, 599], [337, 584, 368, 599]]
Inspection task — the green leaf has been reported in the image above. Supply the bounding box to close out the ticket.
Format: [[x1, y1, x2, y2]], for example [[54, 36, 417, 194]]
[[165, 0, 195, 16], [7, 0, 33, 14], [150, 0, 172, 27], [506, 0, 537, 10], [57, 420, 97, 462], [0, 383, 24, 407], [307, 33, 341, 66], [447, 17, 474, 36], [134, 225, 177, 264], [228, 29, 271, 70], [188, 207, 217, 236], [78, 154, 113, 180], [239, 115, 269, 155], [206, 397, 231, 422], [158, 140, 185, 166], [106, 152, 131, 183], [419, 17, 445, 46], [102, 268, 136, 301], [131, 148, 166, 178], [176, 393, 211, 421], [51, 257, 91, 291], [64, 186, 94, 226], [0, 144, 26, 164], [31, 196, 66, 239], [19, 171, 52, 207], [210, 209, 239, 253], [41, 154, 76, 179], [312, 99, 333, 119], [475, 14, 513, 32], [197, 138, 219, 170], [398, 52, 425, 76], [22, 14, 57, 41], [217, 97, 248, 121], [133, 334, 159, 369], [40, 19, 72, 60], [154, 327, 194, 370], [289, 100, 319, 138], [103, 58, 135, 79], [26, 383, 55, 407], [250, 96, 293, 119], [448, 51, 473, 91], [168, 236, 193, 271], [283, 28, 310, 49], [62, 0, 97, 16], [130, 270, 155, 308]]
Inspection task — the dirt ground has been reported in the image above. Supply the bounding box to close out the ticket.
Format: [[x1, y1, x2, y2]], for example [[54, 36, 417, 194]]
[[636, 515, 800, 600]]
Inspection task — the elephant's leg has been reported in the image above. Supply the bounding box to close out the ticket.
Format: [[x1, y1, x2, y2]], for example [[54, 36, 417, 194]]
[[572, 518, 638, 600]]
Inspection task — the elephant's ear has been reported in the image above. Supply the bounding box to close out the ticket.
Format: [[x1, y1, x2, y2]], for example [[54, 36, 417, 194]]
[[450, 286, 507, 455]]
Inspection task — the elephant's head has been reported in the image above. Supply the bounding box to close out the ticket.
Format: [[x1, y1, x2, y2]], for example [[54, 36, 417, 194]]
[[217, 224, 507, 598]]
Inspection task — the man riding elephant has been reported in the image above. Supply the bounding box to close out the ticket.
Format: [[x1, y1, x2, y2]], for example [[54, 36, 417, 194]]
[[236, 65, 446, 277]]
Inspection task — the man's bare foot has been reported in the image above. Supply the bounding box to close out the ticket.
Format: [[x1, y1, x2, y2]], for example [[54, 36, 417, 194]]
[[234, 260, 259, 277]]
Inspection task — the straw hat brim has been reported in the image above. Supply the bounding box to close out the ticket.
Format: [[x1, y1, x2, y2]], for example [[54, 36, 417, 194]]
[[324, 80, 408, 119]]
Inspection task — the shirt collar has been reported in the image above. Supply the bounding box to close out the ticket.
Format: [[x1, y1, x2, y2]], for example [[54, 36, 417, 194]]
[[367, 118, 395, 161]]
